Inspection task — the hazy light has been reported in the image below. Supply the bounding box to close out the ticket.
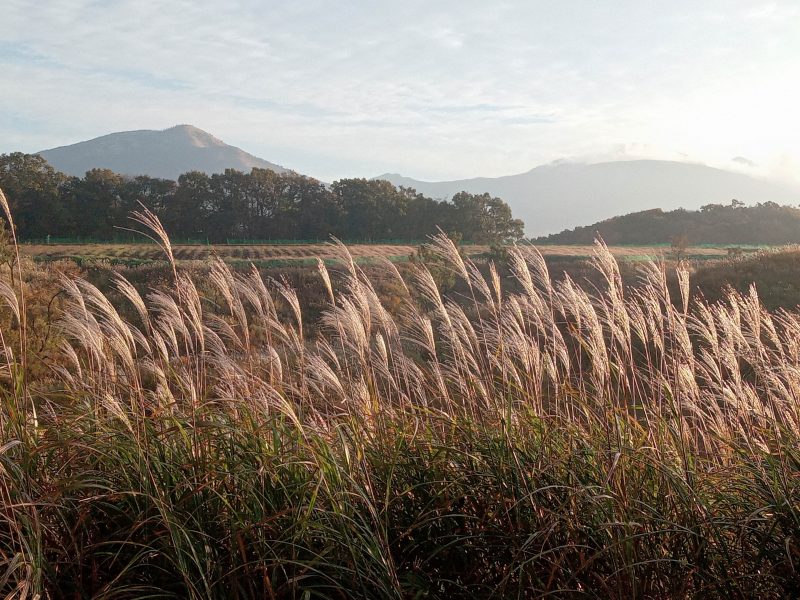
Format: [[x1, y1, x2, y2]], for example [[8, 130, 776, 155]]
[[1, 0, 798, 185]]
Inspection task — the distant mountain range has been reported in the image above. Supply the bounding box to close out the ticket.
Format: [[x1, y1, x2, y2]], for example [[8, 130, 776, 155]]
[[35, 125, 800, 236], [378, 161, 800, 236], [39, 125, 290, 180]]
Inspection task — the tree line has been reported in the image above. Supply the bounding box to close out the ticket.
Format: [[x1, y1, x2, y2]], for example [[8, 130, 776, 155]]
[[535, 200, 800, 245], [0, 153, 524, 243]]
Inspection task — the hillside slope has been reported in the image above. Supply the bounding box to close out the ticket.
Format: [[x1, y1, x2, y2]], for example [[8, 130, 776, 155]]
[[535, 202, 800, 245], [39, 124, 290, 179], [378, 160, 800, 236]]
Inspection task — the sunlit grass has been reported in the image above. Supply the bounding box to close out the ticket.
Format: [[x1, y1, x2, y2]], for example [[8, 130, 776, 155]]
[[1, 187, 799, 598]]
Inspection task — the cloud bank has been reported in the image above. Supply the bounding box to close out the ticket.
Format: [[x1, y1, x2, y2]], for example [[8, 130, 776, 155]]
[[1, 0, 799, 185]]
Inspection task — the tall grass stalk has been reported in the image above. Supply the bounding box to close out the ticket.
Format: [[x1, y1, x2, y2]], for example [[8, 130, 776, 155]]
[[1, 188, 799, 598]]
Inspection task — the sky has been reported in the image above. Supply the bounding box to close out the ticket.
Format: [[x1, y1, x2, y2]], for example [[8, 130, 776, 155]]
[[2, 0, 800, 185]]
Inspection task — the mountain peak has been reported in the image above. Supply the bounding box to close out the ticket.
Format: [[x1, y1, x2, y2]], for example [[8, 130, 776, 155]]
[[39, 126, 289, 180], [162, 124, 226, 148]]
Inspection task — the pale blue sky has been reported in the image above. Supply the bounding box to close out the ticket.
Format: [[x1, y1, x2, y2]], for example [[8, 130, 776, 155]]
[[2, 0, 799, 184]]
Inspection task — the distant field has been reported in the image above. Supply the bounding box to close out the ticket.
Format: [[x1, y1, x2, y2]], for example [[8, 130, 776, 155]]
[[21, 242, 424, 264], [20, 242, 738, 265]]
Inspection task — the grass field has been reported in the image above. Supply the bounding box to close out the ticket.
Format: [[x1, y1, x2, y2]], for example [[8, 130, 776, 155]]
[[4, 223, 799, 597], [20, 241, 738, 265], [4, 198, 797, 598]]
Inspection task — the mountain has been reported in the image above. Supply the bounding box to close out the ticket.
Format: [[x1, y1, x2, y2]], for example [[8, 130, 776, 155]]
[[377, 160, 800, 236], [39, 125, 290, 180]]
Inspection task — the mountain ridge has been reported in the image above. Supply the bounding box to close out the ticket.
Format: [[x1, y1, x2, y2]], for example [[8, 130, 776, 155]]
[[35, 124, 800, 237], [377, 160, 800, 236]]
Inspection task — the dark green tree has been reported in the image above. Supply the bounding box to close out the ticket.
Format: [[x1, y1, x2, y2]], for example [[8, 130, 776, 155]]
[[451, 191, 524, 243], [166, 171, 214, 240], [64, 169, 126, 239], [0, 152, 68, 238], [333, 179, 410, 240]]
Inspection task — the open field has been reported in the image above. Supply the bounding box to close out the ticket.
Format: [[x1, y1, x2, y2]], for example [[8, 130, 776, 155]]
[[20, 241, 743, 265], [22, 241, 427, 263], [3, 225, 800, 597]]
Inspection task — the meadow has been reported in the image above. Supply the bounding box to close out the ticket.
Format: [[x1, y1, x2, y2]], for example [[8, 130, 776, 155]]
[[1, 191, 799, 598]]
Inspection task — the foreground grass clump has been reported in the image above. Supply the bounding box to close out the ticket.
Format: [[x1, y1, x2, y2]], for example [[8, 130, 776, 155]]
[[1, 193, 799, 598]]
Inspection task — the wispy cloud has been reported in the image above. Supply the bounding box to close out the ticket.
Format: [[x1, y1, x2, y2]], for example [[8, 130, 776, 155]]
[[1, 0, 799, 184], [732, 156, 757, 168]]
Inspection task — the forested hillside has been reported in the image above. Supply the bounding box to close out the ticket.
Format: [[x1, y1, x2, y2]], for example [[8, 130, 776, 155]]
[[536, 200, 800, 245], [0, 152, 523, 243]]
